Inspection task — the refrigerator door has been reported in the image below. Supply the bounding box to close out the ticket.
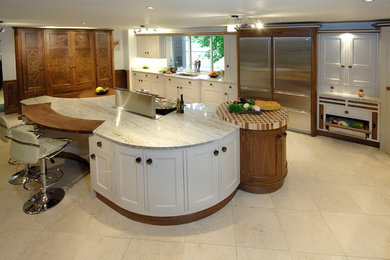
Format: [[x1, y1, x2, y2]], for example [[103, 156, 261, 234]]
[[239, 37, 272, 100], [273, 37, 312, 133]]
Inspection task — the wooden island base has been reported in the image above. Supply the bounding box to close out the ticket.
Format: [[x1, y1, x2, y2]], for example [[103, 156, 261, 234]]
[[97, 189, 237, 226], [239, 126, 288, 194]]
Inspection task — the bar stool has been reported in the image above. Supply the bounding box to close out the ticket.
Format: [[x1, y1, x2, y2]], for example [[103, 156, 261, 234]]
[[0, 116, 40, 185], [9, 127, 71, 214]]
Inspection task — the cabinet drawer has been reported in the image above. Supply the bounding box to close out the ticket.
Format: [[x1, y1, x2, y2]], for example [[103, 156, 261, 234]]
[[202, 81, 224, 89], [225, 84, 238, 93], [325, 104, 370, 120]]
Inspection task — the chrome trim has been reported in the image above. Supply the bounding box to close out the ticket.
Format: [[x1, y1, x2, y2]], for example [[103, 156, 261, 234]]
[[273, 90, 310, 97]]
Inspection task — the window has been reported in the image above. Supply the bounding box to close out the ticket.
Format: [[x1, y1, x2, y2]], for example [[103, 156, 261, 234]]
[[170, 35, 224, 72]]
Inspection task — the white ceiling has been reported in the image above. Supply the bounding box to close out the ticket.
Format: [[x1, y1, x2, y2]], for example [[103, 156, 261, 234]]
[[0, 0, 389, 29]]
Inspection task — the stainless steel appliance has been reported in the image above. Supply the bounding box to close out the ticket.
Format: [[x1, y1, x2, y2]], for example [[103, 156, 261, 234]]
[[240, 37, 312, 133], [115, 88, 156, 118]]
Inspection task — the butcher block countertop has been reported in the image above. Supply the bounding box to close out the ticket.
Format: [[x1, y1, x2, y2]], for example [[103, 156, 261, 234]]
[[217, 103, 288, 130]]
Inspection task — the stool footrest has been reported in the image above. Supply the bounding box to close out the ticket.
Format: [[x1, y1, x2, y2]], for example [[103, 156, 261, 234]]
[[23, 187, 65, 215]]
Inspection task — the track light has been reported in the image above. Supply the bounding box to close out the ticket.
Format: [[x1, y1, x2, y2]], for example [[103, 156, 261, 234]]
[[0, 28, 5, 33]]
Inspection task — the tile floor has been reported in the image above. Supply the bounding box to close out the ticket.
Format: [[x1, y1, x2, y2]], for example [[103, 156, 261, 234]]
[[1, 114, 390, 260]]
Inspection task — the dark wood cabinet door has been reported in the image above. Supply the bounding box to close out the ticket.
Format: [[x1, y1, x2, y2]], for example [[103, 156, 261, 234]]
[[95, 31, 113, 88], [45, 30, 75, 95], [74, 30, 96, 91], [19, 29, 47, 98]]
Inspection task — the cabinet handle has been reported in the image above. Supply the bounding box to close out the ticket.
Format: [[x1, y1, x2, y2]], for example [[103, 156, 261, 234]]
[[90, 154, 96, 160], [226, 64, 230, 68], [180, 87, 183, 89], [145, 75, 148, 77], [177, 86, 179, 89], [277, 134, 282, 139], [169, 78, 171, 81], [146, 158, 153, 165], [330, 86, 334, 90], [135, 157, 142, 163], [348, 65, 352, 68], [222, 147, 227, 152], [224, 93, 227, 95], [229, 86, 232, 89], [97, 141, 102, 148], [210, 83, 213, 86], [134, 73, 136, 76], [386, 87, 390, 91], [213, 150, 219, 156], [283, 132, 287, 137], [345, 110, 349, 114], [188, 81, 191, 84], [341, 64, 345, 68], [156, 76, 159, 79]]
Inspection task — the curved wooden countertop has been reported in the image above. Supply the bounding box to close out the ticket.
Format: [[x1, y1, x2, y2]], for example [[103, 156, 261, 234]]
[[217, 103, 288, 130], [25, 103, 104, 134]]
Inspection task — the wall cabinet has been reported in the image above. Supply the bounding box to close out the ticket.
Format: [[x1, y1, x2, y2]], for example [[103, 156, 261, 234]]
[[224, 35, 238, 84], [89, 131, 240, 217], [136, 36, 166, 58], [14, 28, 113, 100], [319, 33, 378, 97]]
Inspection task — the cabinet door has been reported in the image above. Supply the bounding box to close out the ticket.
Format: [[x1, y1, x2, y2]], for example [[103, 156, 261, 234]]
[[45, 30, 75, 95], [89, 136, 114, 200], [145, 150, 184, 216], [319, 34, 346, 93], [225, 84, 238, 102], [224, 35, 238, 83], [19, 29, 47, 98], [219, 132, 240, 200], [347, 34, 378, 96], [95, 31, 113, 88], [136, 36, 148, 58], [202, 85, 224, 105], [186, 142, 219, 211], [74, 30, 96, 92], [151, 74, 165, 96], [165, 78, 179, 100], [180, 84, 196, 103], [115, 145, 146, 213]]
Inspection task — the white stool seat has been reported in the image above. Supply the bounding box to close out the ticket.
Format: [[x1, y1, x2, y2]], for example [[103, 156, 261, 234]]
[[39, 138, 69, 159]]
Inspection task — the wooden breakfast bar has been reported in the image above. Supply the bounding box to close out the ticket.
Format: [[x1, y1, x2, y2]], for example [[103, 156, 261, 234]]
[[217, 103, 289, 193]]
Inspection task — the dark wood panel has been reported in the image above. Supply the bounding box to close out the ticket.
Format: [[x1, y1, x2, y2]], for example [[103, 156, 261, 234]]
[[24, 102, 104, 134], [74, 30, 96, 91], [316, 130, 379, 148], [239, 126, 287, 194], [3, 80, 20, 114], [319, 96, 346, 102], [114, 70, 129, 89], [372, 112, 378, 140], [319, 104, 324, 129], [95, 31, 113, 88], [96, 189, 237, 225]]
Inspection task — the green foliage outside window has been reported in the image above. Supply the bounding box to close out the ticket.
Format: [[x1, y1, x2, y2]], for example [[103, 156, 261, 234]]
[[192, 36, 224, 63]]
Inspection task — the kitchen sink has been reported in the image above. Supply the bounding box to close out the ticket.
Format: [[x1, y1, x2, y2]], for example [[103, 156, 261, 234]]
[[176, 73, 198, 77]]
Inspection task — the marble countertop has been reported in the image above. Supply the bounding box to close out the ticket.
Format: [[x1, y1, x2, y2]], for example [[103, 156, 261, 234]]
[[318, 92, 381, 103], [132, 68, 226, 83], [21, 95, 240, 149]]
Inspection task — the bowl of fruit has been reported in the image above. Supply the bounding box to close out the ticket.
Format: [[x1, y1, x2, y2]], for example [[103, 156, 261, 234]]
[[95, 86, 109, 95], [208, 71, 220, 78]]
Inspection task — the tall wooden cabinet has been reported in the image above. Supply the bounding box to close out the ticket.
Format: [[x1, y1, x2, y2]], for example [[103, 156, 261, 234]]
[[15, 28, 113, 101]]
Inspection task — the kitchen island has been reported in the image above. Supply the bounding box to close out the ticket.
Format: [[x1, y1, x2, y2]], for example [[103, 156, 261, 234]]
[[21, 95, 240, 225]]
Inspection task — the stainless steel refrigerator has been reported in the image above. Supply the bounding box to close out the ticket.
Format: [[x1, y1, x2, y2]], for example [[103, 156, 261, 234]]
[[240, 37, 312, 133]]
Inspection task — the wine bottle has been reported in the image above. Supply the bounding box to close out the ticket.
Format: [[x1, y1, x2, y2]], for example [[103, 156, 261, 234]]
[[180, 94, 184, 113], [176, 98, 180, 113]]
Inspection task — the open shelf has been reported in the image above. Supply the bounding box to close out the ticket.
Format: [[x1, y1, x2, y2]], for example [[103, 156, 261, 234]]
[[325, 121, 371, 134]]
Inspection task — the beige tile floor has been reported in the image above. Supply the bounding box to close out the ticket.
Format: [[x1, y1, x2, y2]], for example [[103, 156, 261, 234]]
[[1, 114, 390, 260]]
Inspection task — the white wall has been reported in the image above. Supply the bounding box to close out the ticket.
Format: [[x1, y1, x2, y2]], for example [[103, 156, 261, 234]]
[[113, 29, 124, 70], [0, 28, 17, 81]]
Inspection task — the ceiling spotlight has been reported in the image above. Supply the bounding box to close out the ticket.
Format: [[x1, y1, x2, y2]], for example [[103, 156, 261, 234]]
[[256, 21, 264, 29], [82, 22, 86, 25], [363, 0, 374, 2], [231, 15, 239, 19], [146, 5, 154, 9]]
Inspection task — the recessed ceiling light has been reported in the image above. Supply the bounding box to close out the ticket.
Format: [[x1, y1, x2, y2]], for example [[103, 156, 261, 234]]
[[82, 22, 86, 25], [363, 0, 374, 2], [146, 5, 154, 10]]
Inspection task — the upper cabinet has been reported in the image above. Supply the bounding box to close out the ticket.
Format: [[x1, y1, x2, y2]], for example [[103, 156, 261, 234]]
[[14, 28, 113, 99], [136, 36, 166, 58], [319, 33, 378, 97], [224, 34, 238, 84]]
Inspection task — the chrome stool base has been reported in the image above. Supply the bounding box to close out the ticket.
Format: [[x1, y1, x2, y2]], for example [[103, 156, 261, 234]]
[[23, 187, 65, 215], [8, 166, 40, 185], [23, 168, 64, 191]]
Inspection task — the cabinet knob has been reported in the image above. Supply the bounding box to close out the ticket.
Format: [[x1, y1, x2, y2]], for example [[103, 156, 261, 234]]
[[156, 76, 159, 79], [224, 93, 227, 95], [210, 83, 213, 86], [146, 158, 153, 165], [97, 141, 102, 148], [222, 147, 227, 152], [341, 64, 345, 68], [90, 154, 96, 160], [330, 86, 334, 90], [348, 65, 352, 68], [169, 79, 171, 81], [177, 86, 179, 89], [213, 150, 219, 156], [283, 132, 287, 137], [277, 134, 282, 139], [229, 86, 232, 89], [188, 81, 191, 84], [180, 87, 183, 89], [226, 64, 230, 68], [345, 110, 349, 114], [135, 157, 142, 163], [145, 75, 148, 77], [134, 73, 136, 76]]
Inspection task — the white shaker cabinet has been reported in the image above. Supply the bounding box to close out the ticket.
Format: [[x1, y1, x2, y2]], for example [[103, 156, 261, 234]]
[[165, 77, 199, 103], [145, 150, 185, 216], [201, 81, 225, 105], [115, 145, 145, 213], [136, 36, 166, 58], [319, 33, 378, 97], [224, 35, 238, 84], [150, 74, 165, 97], [186, 142, 219, 211], [89, 135, 115, 201]]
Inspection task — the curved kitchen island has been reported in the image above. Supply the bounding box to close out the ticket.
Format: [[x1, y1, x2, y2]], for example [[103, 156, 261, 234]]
[[21, 95, 240, 225]]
